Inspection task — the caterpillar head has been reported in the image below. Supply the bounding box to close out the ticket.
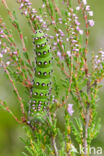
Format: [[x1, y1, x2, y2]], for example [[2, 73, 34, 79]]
[[33, 30, 44, 39]]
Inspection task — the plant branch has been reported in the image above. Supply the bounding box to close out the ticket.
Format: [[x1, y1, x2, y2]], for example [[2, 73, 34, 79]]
[[52, 136, 58, 156], [0, 100, 22, 124], [84, 102, 90, 155], [51, 0, 61, 16], [2, 0, 27, 52], [1, 61, 25, 116]]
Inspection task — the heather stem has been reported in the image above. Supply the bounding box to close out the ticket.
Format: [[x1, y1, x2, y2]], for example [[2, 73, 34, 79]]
[[84, 105, 90, 156], [52, 136, 58, 156], [84, 79, 90, 156], [0, 100, 22, 124]]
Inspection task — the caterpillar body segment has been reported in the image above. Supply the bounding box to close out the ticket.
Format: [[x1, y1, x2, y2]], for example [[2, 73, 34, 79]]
[[30, 30, 53, 115]]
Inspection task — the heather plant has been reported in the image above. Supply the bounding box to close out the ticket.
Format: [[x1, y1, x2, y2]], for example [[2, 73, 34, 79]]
[[0, 0, 103, 155]]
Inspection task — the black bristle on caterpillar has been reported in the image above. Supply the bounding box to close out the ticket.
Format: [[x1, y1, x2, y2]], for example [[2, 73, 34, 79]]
[[30, 30, 53, 116]]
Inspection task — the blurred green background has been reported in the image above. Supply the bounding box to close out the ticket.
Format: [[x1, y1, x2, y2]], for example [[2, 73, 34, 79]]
[[0, 0, 104, 155]]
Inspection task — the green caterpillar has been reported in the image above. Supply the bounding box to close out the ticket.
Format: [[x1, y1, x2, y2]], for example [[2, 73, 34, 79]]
[[30, 30, 53, 116]]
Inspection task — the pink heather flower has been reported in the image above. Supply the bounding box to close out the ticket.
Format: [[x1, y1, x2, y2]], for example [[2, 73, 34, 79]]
[[58, 18, 62, 21], [27, 2, 32, 6], [72, 32, 75, 35], [62, 0, 64, 4], [72, 48, 79, 52], [1, 49, 7, 54], [61, 45, 64, 50], [72, 40, 77, 43], [52, 46, 56, 50], [66, 38, 69, 42], [24, 0, 29, 2], [32, 9, 37, 14], [71, 27, 74, 30], [88, 20, 95, 27], [61, 33, 64, 37], [52, 21, 55, 24], [0, 53, 3, 58], [99, 50, 104, 55], [79, 29, 83, 35], [67, 104, 74, 116], [19, 3, 24, 9], [76, 6, 80, 11], [58, 29, 62, 32], [75, 20, 80, 26], [70, 8, 73, 12], [57, 39, 60, 42], [24, 10, 28, 15], [82, 0, 87, 5], [45, 34, 48, 37], [59, 21, 62, 24], [76, 26, 80, 31], [31, 15, 35, 19], [68, 18, 71, 21], [53, 42, 57, 46], [75, 44, 79, 47], [46, 28, 49, 31], [36, 16, 40, 20], [42, 4, 45, 8], [39, 18, 43, 23], [73, 14, 76, 17], [57, 51, 61, 57], [68, 12, 71, 16], [13, 51, 18, 55], [4, 49, 7, 53], [99, 50, 104, 60], [67, 51, 71, 57], [86, 5, 90, 11], [88, 11, 93, 16], [75, 16, 78, 20], [43, 21, 46, 25], [50, 36, 54, 39], [0, 29, 3, 34], [0, 35, 4, 38], [42, 24, 47, 28], [70, 36, 74, 40], [57, 51, 64, 60], [95, 58, 101, 65], [56, 34, 59, 37], [95, 55, 98, 59], [6, 61, 10, 66]]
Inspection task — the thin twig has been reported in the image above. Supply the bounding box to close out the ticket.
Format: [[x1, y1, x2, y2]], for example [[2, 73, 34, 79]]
[[84, 103, 90, 155], [0, 100, 22, 124], [48, 113, 58, 156], [51, 0, 61, 16], [84, 80, 90, 155], [1, 61, 25, 116], [52, 136, 58, 156]]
